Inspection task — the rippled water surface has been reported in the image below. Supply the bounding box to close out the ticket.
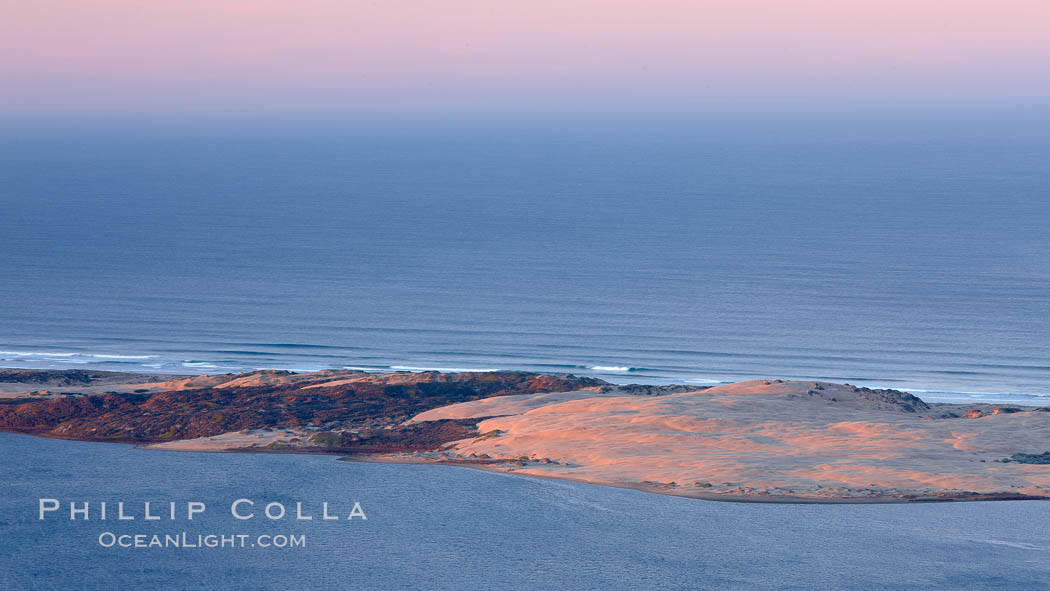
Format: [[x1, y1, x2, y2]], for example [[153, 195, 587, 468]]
[[1, 127, 1047, 402], [3, 433, 1050, 590]]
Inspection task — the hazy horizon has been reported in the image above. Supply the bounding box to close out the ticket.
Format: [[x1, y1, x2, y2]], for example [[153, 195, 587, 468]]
[[3, 1, 1048, 118], [3, 104, 1049, 145]]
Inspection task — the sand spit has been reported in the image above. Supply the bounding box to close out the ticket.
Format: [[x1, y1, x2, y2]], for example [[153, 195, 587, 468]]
[[5, 368, 1049, 502], [146, 428, 312, 451], [392, 380, 1050, 502]]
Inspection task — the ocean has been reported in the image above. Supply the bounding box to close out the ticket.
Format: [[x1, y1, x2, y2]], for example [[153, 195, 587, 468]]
[[4, 432, 1050, 590], [1, 121, 1047, 403]]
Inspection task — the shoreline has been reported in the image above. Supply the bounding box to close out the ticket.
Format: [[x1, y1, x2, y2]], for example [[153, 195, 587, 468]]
[[4, 428, 1049, 506], [14, 431, 1031, 506], [2, 363, 1047, 405], [9, 427, 1041, 505], [3, 368, 1049, 505], [338, 453, 1050, 505]]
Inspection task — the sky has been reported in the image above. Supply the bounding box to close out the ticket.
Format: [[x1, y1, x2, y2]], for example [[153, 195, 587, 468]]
[[2, 0, 1048, 117]]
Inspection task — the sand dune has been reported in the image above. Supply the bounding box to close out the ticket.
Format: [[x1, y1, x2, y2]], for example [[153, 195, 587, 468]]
[[407, 380, 1050, 501], [410, 389, 619, 422]]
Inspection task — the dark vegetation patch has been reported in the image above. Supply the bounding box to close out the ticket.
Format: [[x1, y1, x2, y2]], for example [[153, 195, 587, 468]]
[[0, 372, 603, 444]]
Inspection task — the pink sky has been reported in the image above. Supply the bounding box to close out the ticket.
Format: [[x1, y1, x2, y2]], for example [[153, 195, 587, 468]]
[[2, 0, 1048, 113]]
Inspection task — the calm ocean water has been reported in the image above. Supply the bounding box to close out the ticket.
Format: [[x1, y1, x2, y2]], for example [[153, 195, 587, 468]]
[[1, 123, 1047, 402], [3, 432, 1050, 590]]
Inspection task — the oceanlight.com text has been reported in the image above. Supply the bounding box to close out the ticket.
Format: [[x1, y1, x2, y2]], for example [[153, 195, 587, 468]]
[[97, 531, 306, 549]]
